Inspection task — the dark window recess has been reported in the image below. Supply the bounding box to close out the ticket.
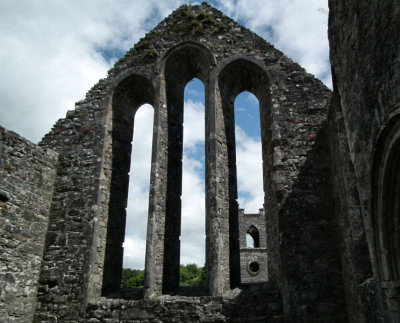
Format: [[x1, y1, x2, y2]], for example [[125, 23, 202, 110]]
[[249, 262, 260, 273], [0, 189, 10, 202]]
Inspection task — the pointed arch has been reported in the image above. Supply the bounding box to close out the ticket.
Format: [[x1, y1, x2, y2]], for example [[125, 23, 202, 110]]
[[180, 78, 206, 275], [161, 42, 214, 294], [215, 57, 273, 289], [102, 74, 155, 296], [246, 225, 260, 248], [234, 91, 263, 212], [372, 113, 400, 311]]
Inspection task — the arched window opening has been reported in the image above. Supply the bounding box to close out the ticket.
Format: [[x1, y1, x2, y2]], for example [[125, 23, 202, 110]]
[[218, 58, 272, 290], [372, 117, 400, 312], [180, 78, 206, 287], [234, 91, 263, 213], [121, 104, 154, 290], [162, 43, 214, 295], [102, 74, 155, 297], [246, 225, 260, 248], [246, 233, 254, 248]]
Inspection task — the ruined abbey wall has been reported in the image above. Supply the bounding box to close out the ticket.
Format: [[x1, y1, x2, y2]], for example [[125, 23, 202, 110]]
[[328, 0, 400, 321], [0, 127, 58, 322], [1, 1, 399, 322], [29, 4, 343, 321]]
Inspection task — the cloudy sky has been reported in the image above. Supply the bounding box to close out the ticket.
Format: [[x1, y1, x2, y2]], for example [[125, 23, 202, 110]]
[[0, 0, 330, 269]]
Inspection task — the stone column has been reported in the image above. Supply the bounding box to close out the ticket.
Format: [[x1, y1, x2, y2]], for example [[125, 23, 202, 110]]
[[206, 77, 235, 295], [144, 76, 168, 298]]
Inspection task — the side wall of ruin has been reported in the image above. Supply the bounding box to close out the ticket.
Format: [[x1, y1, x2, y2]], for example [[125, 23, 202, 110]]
[[34, 98, 112, 322], [0, 126, 58, 323], [328, 0, 400, 321]]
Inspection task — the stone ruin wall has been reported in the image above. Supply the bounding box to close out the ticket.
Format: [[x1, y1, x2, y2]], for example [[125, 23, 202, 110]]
[[0, 4, 342, 322], [36, 98, 111, 322], [3, 1, 399, 321], [0, 127, 58, 322], [328, 0, 400, 321], [33, 4, 340, 321]]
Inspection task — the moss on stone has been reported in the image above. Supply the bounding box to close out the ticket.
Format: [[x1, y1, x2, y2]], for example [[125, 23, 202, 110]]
[[144, 48, 160, 59], [196, 11, 207, 21], [4, 163, 12, 173], [0, 201, 7, 212]]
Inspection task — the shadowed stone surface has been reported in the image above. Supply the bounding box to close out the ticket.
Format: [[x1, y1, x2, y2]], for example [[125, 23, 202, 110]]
[[328, 0, 400, 321]]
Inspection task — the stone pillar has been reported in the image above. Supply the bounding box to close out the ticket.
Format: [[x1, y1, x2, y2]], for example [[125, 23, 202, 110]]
[[206, 78, 235, 295], [144, 76, 168, 298], [162, 77, 184, 294]]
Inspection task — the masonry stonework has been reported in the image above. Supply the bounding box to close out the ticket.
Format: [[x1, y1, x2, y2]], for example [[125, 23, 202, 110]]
[[238, 208, 268, 284], [0, 127, 58, 322], [328, 1, 400, 321], [0, 1, 399, 322]]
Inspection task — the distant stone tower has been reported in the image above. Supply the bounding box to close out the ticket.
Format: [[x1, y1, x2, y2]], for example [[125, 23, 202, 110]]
[[239, 208, 268, 283], [5, 1, 399, 321]]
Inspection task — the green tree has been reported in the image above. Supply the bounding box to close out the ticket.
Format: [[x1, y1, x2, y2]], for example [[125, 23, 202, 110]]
[[179, 263, 206, 286], [121, 264, 206, 288], [121, 268, 144, 288]]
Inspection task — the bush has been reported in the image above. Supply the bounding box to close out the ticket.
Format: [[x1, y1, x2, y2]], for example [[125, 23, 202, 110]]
[[121, 268, 144, 288], [180, 264, 206, 286], [121, 264, 205, 288]]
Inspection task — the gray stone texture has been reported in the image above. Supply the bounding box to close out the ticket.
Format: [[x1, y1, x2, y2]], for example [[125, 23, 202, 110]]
[[239, 208, 268, 284], [328, 0, 400, 321], [84, 287, 283, 323], [0, 0, 399, 321], [0, 126, 58, 322], [32, 4, 338, 320]]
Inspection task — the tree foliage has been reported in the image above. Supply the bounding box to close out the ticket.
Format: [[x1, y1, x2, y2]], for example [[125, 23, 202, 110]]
[[121, 264, 205, 288], [180, 263, 206, 286], [121, 268, 144, 288]]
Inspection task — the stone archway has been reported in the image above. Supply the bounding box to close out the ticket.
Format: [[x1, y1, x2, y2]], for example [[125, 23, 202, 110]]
[[372, 114, 400, 313], [102, 74, 156, 296], [215, 57, 274, 289]]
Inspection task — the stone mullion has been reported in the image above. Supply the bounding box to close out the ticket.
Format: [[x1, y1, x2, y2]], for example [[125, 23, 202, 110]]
[[226, 91, 241, 290], [87, 101, 113, 300], [259, 91, 280, 287], [162, 79, 184, 294], [206, 79, 232, 295], [144, 77, 168, 298], [204, 79, 215, 295]]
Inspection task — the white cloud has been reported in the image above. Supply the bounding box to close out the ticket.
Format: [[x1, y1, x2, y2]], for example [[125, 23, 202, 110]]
[[181, 99, 206, 266], [0, 0, 183, 143], [181, 154, 206, 266], [183, 100, 205, 152], [235, 126, 264, 213], [124, 105, 154, 269], [215, 0, 331, 87], [122, 236, 146, 269]]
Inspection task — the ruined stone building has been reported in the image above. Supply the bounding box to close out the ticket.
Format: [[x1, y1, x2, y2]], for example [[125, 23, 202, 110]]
[[1, 1, 399, 321]]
